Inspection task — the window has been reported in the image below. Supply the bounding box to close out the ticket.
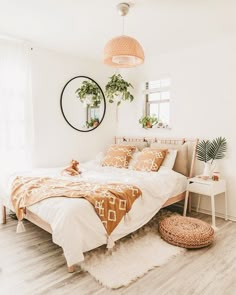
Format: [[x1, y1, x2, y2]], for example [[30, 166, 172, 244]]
[[144, 78, 171, 128], [0, 39, 33, 177]]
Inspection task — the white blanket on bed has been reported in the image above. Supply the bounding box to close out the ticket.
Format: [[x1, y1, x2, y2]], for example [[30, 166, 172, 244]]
[[3, 161, 187, 266]]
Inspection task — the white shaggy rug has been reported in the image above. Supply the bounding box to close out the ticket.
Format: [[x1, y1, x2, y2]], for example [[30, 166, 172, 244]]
[[80, 210, 185, 289]]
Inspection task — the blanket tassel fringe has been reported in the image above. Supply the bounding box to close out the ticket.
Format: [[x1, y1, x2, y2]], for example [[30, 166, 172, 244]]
[[107, 236, 115, 249], [16, 221, 26, 233]]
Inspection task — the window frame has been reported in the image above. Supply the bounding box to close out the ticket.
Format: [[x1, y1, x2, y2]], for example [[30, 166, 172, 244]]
[[144, 78, 171, 129]]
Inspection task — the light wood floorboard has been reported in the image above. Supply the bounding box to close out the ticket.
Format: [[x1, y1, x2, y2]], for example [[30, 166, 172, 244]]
[[0, 211, 236, 295]]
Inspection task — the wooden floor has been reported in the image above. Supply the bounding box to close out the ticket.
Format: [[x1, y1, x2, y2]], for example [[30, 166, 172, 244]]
[[1, 211, 236, 295]]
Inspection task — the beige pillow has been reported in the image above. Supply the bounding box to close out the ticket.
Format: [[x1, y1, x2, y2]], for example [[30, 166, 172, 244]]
[[162, 149, 178, 169], [132, 148, 167, 172], [102, 145, 136, 168], [150, 143, 188, 175]]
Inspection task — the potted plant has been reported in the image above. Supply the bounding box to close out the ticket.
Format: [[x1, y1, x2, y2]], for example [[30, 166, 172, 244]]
[[139, 115, 158, 128], [75, 80, 102, 108], [196, 137, 227, 177], [105, 74, 134, 106], [86, 118, 99, 128]]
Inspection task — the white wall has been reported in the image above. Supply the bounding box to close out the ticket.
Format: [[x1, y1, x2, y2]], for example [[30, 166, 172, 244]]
[[118, 36, 236, 220], [31, 47, 116, 167], [29, 37, 236, 219]]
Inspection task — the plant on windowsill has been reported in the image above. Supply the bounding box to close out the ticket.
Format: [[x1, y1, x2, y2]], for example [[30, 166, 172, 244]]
[[139, 115, 158, 129], [196, 137, 227, 178], [75, 80, 102, 108], [86, 118, 99, 128], [105, 74, 134, 106]]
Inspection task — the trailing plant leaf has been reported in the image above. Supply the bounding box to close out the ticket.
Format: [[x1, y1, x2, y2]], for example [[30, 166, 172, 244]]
[[105, 74, 134, 106], [208, 137, 227, 163], [196, 140, 212, 163]]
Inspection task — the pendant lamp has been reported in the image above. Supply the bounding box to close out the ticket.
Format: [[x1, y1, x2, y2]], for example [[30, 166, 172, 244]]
[[103, 3, 145, 68]]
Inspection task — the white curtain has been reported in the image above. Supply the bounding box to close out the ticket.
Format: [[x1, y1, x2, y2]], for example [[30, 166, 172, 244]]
[[0, 39, 34, 189]]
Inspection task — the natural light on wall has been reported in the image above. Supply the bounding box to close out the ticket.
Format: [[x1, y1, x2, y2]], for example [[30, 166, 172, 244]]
[[0, 38, 34, 187], [144, 78, 171, 128]]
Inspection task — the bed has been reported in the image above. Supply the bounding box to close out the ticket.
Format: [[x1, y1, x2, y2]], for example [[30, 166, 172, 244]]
[[1, 136, 198, 273]]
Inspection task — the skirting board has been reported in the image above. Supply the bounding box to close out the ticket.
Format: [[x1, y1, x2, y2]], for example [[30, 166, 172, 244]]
[[171, 202, 236, 222], [193, 207, 236, 222]]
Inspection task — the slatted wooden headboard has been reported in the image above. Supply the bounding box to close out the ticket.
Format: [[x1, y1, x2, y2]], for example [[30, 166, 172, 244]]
[[114, 136, 199, 178]]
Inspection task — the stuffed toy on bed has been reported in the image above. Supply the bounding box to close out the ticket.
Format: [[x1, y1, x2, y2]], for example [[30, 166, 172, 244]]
[[61, 159, 81, 176]]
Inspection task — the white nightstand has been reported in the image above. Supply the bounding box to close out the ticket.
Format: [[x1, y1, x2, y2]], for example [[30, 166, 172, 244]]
[[183, 177, 227, 228]]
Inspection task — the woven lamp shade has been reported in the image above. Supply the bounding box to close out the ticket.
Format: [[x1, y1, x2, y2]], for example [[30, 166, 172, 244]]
[[103, 35, 145, 68]]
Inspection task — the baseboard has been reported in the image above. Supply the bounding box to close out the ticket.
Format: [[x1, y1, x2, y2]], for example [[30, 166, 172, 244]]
[[193, 207, 236, 222], [168, 202, 236, 222]]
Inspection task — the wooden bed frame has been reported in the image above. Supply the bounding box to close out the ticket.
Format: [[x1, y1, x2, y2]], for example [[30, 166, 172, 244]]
[[1, 136, 198, 273]]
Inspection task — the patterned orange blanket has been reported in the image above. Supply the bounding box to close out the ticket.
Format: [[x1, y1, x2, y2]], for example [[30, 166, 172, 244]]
[[11, 177, 142, 235]]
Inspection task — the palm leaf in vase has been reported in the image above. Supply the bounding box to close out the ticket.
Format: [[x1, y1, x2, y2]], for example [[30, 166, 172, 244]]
[[196, 140, 212, 163], [208, 137, 227, 163]]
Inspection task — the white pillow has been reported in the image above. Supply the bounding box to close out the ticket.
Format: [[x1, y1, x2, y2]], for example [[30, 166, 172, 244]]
[[128, 151, 141, 169], [161, 149, 178, 169]]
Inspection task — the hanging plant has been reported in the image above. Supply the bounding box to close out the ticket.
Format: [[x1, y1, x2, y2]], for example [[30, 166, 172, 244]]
[[75, 80, 102, 108], [105, 74, 134, 106]]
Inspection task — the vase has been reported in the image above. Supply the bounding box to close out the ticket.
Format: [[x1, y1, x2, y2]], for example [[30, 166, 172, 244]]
[[203, 162, 216, 178], [145, 122, 152, 128], [203, 162, 211, 178]]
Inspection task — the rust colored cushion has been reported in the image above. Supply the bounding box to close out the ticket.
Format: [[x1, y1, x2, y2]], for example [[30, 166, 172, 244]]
[[102, 145, 136, 168], [132, 148, 167, 172], [159, 215, 214, 248]]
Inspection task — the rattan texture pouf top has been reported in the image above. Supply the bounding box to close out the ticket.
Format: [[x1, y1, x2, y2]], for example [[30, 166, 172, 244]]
[[159, 215, 214, 249]]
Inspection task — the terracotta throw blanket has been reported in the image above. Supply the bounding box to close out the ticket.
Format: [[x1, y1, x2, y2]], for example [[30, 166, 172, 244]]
[[11, 176, 142, 235]]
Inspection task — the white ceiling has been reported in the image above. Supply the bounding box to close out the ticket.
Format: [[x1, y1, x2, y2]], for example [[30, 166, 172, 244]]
[[0, 0, 235, 59]]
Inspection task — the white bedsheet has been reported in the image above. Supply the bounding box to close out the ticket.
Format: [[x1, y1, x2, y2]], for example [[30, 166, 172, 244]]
[[3, 161, 187, 266]]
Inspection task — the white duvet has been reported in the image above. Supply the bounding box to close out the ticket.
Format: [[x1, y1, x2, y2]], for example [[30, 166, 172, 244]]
[[3, 161, 187, 266]]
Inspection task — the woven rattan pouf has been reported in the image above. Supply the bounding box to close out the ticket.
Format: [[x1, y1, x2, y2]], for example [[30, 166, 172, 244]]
[[159, 215, 214, 249]]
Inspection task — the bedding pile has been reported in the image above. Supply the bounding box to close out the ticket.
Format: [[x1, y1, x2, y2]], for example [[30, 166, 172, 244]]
[[4, 160, 187, 266], [11, 176, 141, 236]]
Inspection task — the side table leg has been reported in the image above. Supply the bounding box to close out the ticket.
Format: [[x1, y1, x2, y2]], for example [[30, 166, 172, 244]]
[[188, 193, 192, 213], [225, 191, 228, 221], [196, 194, 201, 212], [211, 194, 216, 228], [183, 191, 189, 216], [2, 205, 6, 224]]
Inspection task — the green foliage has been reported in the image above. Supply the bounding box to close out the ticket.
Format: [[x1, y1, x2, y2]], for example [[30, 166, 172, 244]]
[[75, 80, 102, 107], [196, 140, 212, 163], [208, 137, 227, 163], [196, 137, 227, 163], [105, 74, 134, 106], [139, 115, 158, 128], [86, 118, 99, 128]]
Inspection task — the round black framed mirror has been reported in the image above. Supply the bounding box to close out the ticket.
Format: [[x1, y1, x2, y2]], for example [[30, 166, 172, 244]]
[[60, 76, 106, 132]]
